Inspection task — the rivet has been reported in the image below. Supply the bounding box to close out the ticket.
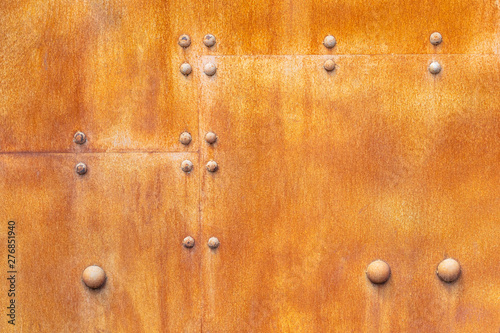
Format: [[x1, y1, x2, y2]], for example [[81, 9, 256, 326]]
[[75, 162, 87, 175], [208, 237, 220, 249], [179, 132, 192, 145], [178, 34, 191, 48], [323, 35, 337, 49], [437, 258, 461, 283], [430, 32, 443, 46], [429, 61, 442, 74], [203, 34, 216, 47], [366, 260, 391, 284], [180, 63, 192, 76], [206, 160, 218, 172], [205, 132, 217, 144], [183, 236, 195, 248], [73, 131, 86, 145], [324, 59, 336, 71], [82, 265, 106, 289], [203, 62, 217, 76], [181, 160, 194, 173]]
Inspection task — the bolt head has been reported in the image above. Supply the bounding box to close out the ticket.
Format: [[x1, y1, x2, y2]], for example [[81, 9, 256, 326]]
[[203, 34, 216, 47], [183, 236, 195, 248], [366, 260, 391, 284], [206, 160, 218, 172], [181, 160, 194, 173], [75, 162, 87, 175], [205, 132, 218, 144], [180, 63, 192, 76], [208, 237, 220, 249], [429, 61, 442, 74], [323, 35, 337, 49], [179, 132, 192, 145], [82, 265, 106, 289], [437, 258, 461, 283], [73, 131, 86, 145], [430, 32, 443, 46], [178, 34, 191, 48], [324, 59, 336, 71], [204, 62, 217, 76]]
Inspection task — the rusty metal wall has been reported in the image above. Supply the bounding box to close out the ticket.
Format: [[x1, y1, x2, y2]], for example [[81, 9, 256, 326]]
[[1, 0, 499, 332]]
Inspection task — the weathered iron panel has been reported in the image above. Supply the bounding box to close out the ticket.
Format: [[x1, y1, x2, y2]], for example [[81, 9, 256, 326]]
[[199, 55, 500, 332], [0, 153, 200, 332]]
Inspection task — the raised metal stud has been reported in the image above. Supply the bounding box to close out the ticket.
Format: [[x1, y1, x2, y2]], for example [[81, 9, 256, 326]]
[[82, 265, 106, 289], [430, 32, 443, 46], [366, 260, 391, 284], [180, 63, 192, 76], [323, 35, 337, 49], [208, 237, 220, 249], [203, 34, 216, 47], [75, 162, 87, 175], [181, 160, 194, 173], [203, 62, 217, 76], [437, 258, 461, 283], [206, 160, 218, 172], [205, 132, 217, 144], [183, 236, 195, 248], [324, 59, 336, 71], [179, 132, 192, 145], [178, 34, 191, 48], [429, 61, 442, 74], [73, 131, 86, 145]]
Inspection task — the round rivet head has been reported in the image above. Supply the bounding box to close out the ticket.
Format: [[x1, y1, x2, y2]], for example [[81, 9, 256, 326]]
[[429, 61, 442, 74], [203, 62, 217, 76], [179, 132, 192, 145], [183, 236, 195, 248], [75, 162, 87, 175], [73, 131, 86, 145], [205, 132, 217, 144], [323, 35, 337, 49], [437, 258, 461, 283], [430, 32, 443, 46], [180, 63, 192, 76], [82, 265, 106, 289], [178, 34, 191, 48], [208, 237, 220, 249], [181, 160, 194, 173], [206, 160, 218, 172], [203, 34, 216, 47], [324, 59, 336, 71], [366, 260, 391, 284]]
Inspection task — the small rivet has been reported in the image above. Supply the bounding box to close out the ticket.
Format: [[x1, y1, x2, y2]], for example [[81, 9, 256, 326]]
[[73, 131, 86, 145], [437, 258, 461, 283], [203, 34, 216, 47], [208, 237, 220, 249], [180, 63, 192, 76], [82, 265, 106, 289], [179, 132, 192, 145], [429, 61, 442, 74], [181, 160, 194, 173], [206, 160, 218, 172], [178, 34, 191, 48], [430, 32, 443, 46], [203, 62, 217, 76], [183, 236, 195, 248], [323, 35, 337, 49], [75, 162, 87, 175], [366, 260, 391, 284], [324, 59, 336, 71], [205, 132, 217, 144]]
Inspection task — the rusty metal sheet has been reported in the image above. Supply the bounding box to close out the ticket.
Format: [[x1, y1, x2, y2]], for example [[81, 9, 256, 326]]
[[199, 56, 500, 332], [0, 1, 199, 152], [0, 153, 200, 332]]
